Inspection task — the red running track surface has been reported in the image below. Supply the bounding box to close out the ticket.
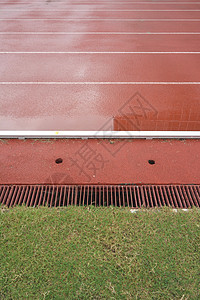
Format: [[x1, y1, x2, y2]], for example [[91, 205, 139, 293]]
[[0, 138, 200, 185], [0, 0, 200, 185], [0, 0, 200, 132]]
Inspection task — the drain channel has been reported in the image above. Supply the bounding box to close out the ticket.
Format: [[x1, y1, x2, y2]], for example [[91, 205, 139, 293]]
[[0, 185, 199, 208]]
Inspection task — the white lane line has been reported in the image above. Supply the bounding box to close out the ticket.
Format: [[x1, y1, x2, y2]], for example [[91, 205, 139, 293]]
[[1, 2, 200, 4], [0, 82, 199, 85], [1, 9, 200, 11], [1, 18, 200, 21], [1, 1, 200, 3], [0, 32, 200, 34], [1, 52, 200, 54]]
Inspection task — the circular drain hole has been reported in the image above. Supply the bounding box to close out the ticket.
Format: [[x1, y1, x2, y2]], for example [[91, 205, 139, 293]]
[[148, 160, 155, 165], [55, 158, 63, 164]]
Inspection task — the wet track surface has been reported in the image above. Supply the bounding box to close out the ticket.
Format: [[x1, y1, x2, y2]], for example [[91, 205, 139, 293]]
[[0, 0, 200, 185], [0, 0, 200, 131]]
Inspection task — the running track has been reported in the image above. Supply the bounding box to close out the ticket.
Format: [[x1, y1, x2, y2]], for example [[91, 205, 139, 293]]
[[0, 0, 200, 185], [0, 0, 199, 131]]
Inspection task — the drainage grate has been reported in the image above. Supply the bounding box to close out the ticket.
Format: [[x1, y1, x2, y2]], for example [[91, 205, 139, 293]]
[[0, 185, 200, 208]]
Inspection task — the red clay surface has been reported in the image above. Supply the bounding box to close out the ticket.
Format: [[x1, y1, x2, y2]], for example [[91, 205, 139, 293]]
[[0, 139, 199, 185], [0, 0, 200, 131]]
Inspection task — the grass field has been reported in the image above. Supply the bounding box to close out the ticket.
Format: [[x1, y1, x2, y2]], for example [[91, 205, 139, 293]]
[[0, 207, 199, 299]]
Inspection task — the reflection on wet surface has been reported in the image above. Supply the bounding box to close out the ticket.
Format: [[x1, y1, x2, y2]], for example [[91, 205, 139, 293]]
[[113, 92, 200, 131], [0, 1, 200, 132], [0, 85, 200, 131], [114, 116, 200, 131]]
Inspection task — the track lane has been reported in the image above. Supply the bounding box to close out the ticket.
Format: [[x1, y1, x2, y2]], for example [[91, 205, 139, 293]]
[[0, 84, 199, 131], [1, 19, 200, 32], [1, 3, 200, 9], [1, 53, 199, 82], [1, 34, 200, 52], [1, 11, 200, 19]]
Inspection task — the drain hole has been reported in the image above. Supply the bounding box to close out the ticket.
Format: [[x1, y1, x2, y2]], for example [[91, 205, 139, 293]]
[[148, 160, 155, 165], [55, 158, 63, 164]]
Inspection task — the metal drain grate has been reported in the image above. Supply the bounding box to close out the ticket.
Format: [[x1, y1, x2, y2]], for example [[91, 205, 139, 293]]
[[0, 185, 200, 208]]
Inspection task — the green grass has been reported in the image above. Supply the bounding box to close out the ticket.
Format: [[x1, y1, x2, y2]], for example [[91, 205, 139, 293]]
[[0, 207, 199, 300]]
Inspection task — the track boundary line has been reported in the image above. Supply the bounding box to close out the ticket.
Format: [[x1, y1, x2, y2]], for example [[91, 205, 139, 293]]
[[1, 18, 200, 21], [1, 1, 200, 3], [1, 32, 200, 35], [0, 82, 200, 85], [0, 131, 199, 139], [2, 9, 200, 11], [1, 52, 200, 54]]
